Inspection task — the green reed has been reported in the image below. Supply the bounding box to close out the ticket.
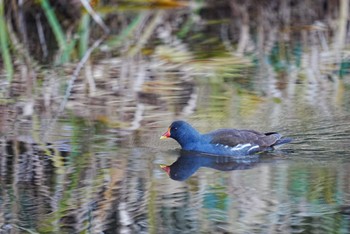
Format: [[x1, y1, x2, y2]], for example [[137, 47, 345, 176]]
[[39, 0, 74, 64], [0, 0, 13, 81]]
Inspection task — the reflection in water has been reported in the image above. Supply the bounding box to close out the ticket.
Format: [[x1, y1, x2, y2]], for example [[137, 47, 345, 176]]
[[1, 135, 350, 233], [160, 150, 260, 181]]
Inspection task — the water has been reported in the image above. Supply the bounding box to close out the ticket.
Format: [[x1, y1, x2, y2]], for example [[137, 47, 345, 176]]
[[2, 1, 350, 233], [1, 81, 350, 233]]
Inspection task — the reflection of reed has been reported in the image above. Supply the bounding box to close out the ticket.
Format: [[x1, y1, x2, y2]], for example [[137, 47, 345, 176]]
[[0, 138, 129, 233], [1, 136, 350, 233]]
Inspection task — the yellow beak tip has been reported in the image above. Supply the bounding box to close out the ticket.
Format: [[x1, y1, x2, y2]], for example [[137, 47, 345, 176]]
[[160, 136, 168, 140]]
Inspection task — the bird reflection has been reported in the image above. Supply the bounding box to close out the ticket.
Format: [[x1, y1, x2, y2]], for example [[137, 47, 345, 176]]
[[160, 150, 260, 181]]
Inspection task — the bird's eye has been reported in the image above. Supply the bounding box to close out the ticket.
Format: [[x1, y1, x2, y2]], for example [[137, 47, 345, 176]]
[[173, 127, 178, 131]]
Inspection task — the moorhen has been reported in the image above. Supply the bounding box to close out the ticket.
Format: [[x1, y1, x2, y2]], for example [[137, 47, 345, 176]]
[[160, 120, 291, 156]]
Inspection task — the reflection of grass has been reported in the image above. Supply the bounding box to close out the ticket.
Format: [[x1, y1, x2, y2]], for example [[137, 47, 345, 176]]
[[288, 165, 338, 204], [38, 116, 112, 233]]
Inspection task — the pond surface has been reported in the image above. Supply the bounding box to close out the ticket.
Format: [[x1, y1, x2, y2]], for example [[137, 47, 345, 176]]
[[2, 1, 350, 234], [1, 78, 350, 234]]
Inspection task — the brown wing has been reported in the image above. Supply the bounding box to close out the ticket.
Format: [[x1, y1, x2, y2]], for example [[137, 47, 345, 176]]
[[207, 129, 280, 147]]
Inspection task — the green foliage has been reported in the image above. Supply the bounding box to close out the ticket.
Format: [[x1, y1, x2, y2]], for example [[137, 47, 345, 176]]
[[106, 13, 146, 49], [0, 0, 13, 81], [39, 0, 69, 64], [78, 14, 91, 59]]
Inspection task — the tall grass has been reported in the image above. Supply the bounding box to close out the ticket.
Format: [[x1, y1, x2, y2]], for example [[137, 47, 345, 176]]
[[39, 0, 72, 64], [0, 0, 13, 81]]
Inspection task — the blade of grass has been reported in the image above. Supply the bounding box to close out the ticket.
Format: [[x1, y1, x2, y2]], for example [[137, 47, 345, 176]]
[[176, 17, 193, 39], [79, 13, 90, 58], [106, 13, 147, 48], [39, 0, 66, 48], [39, 0, 68, 62], [60, 36, 78, 64], [127, 11, 164, 57], [0, 0, 13, 81], [80, 0, 109, 34], [176, 0, 203, 39]]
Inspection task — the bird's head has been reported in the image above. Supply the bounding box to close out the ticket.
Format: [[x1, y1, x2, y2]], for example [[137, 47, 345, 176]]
[[160, 121, 200, 148]]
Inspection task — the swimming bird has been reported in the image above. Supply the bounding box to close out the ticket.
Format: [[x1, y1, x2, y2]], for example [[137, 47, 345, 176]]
[[160, 120, 291, 156]]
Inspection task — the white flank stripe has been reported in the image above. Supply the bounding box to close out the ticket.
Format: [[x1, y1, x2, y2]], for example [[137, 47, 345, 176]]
[[231, 143, 251, 151], [247, 145, 259, 153]]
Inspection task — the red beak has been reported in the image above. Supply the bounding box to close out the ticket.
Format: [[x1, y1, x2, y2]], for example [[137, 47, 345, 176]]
[[160, 128, 171, 139], [160, 164, 170, 175]]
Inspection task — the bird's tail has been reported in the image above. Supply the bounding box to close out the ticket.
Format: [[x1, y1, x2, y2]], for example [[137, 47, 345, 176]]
[[273, 137, 293, 146], [265, 132, 292, 147]]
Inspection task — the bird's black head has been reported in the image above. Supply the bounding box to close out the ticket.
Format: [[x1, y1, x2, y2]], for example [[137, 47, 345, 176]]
[[160, 121, 200, 148]]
